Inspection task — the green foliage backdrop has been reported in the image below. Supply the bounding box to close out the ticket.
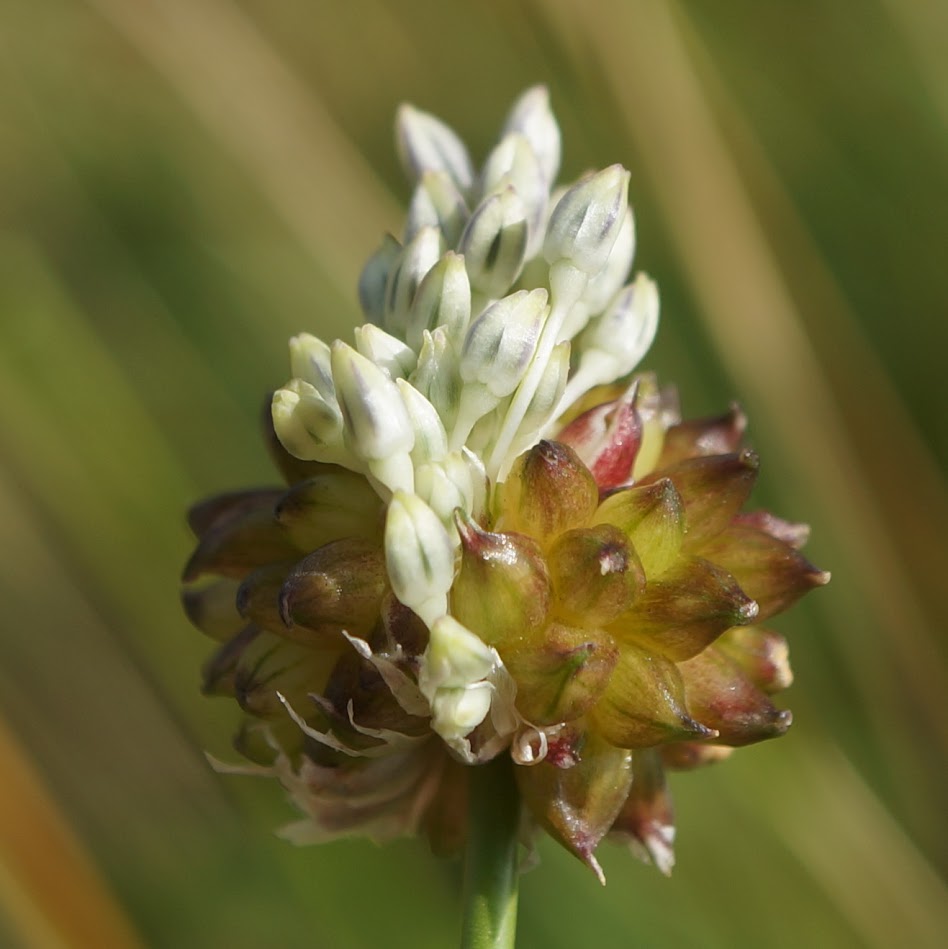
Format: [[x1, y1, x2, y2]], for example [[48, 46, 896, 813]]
[[1, 2, 946, 946]]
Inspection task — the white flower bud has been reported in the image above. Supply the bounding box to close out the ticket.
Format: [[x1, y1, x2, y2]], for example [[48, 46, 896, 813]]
[[582, 207, 636, 314], [288, 334, 336, 403], [430, 684, 493, 741], [395, 378, 448, 467], [422, 615, 495, 692], [582, 272, 659, 375], [331, 341, 414, 461], [384, 226, 443, 338], [487, 340, 570, 481], [502, 85, 561, 186], [459, 289, 548, 399], [358, 234, 401, 324], [353, 324, 417, 381], [458, 188, 528, 299], [559, 273, 660, 412], [271, 379, 347, 464], [499, 339, 570, 470], [544, 165, 631, 276], [481, 133, 548, 258], [405, 170, 469, 248], [414, 456, 472, 526], [406, 251, 471, 352], [385, 491, 455, 626], [396, 104, 474, 193], [410, 328, 462, 430]]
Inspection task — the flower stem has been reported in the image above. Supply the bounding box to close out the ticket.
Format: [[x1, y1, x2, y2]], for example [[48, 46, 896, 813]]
[[460, 755, 521, 949]]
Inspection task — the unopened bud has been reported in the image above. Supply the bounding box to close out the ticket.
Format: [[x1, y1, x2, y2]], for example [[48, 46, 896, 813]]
[[460, 289, 548, 398], [582, 208, 636, 314], [502, 85, 561, 186], [396, 104, 475, 193], [405, 169, 469, 247], [353, 324, 417, 381], [384, 490, 455, 626], [358, 234, 402, 324], [396, 378, 448, 467], [544, 165, 630, 276], [458, 188, 529, 298], [430, 683, 493, 741], [481, 133, 548, 257], [288, 334, 337, 401], [406, 251, 471, 351], [271, 380, 347, 465], [569, 274, 659, 403], [415, 458, 471, 526], [410, 328, 462, 431], [451, 511, 552, 646], [384, 226, 443, 337], [331, 341, 415, 493], [422, 614, 495, 693]]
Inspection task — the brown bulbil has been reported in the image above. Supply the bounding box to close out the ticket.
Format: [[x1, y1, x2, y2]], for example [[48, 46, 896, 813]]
[[502, 622, 619, 725], [499, 440, 599, 542], [451, 510, 552, 647], [547, 524, 645, 627]]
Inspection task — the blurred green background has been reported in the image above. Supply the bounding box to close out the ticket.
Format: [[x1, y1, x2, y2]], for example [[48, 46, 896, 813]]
[[1, 1, 946, 946]]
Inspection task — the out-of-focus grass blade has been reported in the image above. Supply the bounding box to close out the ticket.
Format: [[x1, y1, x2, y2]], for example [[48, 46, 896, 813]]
[[82, 0, 402, 300]]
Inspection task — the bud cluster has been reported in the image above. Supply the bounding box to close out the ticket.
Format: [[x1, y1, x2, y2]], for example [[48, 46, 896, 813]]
[[183, 88, 827, 877]]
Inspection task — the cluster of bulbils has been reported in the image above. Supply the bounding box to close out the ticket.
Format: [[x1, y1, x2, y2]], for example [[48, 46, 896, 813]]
[[182, 87, 828, 879]]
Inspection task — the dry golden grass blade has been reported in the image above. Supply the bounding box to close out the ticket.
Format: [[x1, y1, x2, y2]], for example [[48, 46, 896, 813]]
[[0, 718, 143, 949], [535, 0, 946, 739], [82, 0, 402, 299]]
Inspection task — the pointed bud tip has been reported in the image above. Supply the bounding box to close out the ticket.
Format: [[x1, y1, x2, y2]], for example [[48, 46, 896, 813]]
[[738, 448, 760, 471]]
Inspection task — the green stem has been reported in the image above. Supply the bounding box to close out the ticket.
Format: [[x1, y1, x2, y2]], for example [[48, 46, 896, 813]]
[[460, 755, 521, 949]]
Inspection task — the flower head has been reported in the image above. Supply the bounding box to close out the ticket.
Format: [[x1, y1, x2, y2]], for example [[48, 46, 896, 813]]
[[183, 87, 827, 878]]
